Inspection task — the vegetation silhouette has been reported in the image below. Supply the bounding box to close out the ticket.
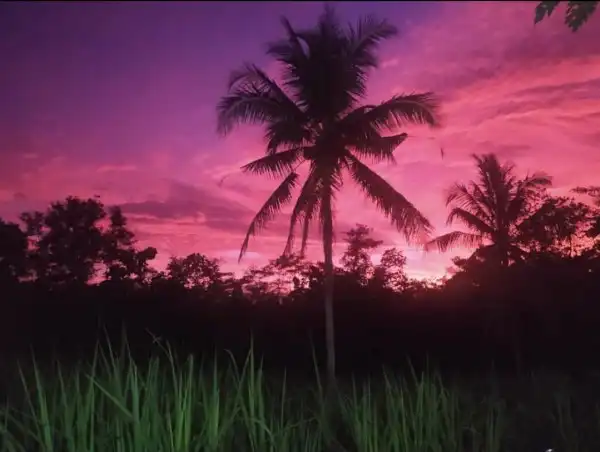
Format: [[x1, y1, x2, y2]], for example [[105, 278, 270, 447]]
[[425, 153, 552, 268], [3, 5, 600, 450], [216, 5, 440, 390], [1, 153, 600, 393], [535, 1, 598, 31]]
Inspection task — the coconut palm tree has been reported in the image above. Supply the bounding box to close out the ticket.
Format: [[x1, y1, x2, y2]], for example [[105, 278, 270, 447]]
[[425, 153, 552, 267], [216, 6, 440, 388]]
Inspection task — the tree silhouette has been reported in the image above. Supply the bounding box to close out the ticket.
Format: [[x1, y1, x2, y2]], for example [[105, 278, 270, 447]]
[[0, 219, 28, 285], [216, 6, 440, 386], [517, 195, 592, 257], [534, 1, 598, 31], [15, 198, 157, 288], [341, 224, 383, 285], [5, 192, 600, 388], [573, 185, 600, 206], [21, 197, 107, 286], [166, 253, 223, 291], [102, 206, 157, 284], [425, 154, 551, 267], [371, 247, 408, 292], [237, 253, 312, 302], [572, 186, 600, 239]]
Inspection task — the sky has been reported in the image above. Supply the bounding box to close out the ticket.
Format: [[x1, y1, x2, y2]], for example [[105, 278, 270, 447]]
[[1, 1, 599, 280]]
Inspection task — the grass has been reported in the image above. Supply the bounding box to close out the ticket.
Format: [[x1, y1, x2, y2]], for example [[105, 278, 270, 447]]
[[1, 337, 600, 451]]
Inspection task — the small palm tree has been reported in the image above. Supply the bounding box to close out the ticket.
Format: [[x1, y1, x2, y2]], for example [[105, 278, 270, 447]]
[[425, 153, 552, 267], [216, 6, 440, 388]]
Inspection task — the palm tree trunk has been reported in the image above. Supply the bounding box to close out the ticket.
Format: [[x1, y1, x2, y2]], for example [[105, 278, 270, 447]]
[[322, 191, 336, 393]]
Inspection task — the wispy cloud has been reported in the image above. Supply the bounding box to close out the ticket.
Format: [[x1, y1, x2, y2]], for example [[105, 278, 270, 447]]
[[96, 164, 138, 173], [2, 1, 599, 279], [363, 1, 600, 276]]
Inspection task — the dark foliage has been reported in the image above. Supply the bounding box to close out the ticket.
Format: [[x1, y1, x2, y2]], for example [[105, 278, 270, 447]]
[[1, 159, 600, 385], [216, 6, 442, 387], [535, 1, 598, 31]]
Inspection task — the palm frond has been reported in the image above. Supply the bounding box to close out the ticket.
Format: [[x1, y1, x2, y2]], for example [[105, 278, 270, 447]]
[[239, 172, 299, 262], [424, 231, 484, 253], [217, 85, 285, 136], [295, 31, 362, 117], [341, 93, 441, 134], [468, 182, 496, 223], [241, 148, 305, 179], [506, 171, 552, 222], [266, 17, 308, 83], [333, 13, 398, 104], [270, 6, 400, 121], [318, 4, 343, 39], [217, 64, 306, 136], [447, 207, 495, 236], [472, 154, 516, 217], [573, 185, 600, 207], [446, 183, 494, 225], [227, 64, 287, 101], [267, 8, 350, 115], [372, 92, 441, 128], [573, 185, 600, 195], [226, 63, 310, 153], [521, 172, 552, 190], [264, 120, 312, 154], [349, 133, 407, 164], [346, 154, 432, 242], [347, 15, 398, 69], [283, 170, 321, 255], [299, 194, 321, 257]]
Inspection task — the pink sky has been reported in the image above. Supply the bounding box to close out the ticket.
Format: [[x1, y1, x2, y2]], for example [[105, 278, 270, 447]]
[[1, 2, 599, 279]]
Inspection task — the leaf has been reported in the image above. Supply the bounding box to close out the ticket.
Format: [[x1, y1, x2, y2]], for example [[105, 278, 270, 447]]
[[241, 148, 304, 179], [346, 154, 432, 242], [535, 1, 561, 24], [239, 172, 299, 261], [424, 231, 484, 253]]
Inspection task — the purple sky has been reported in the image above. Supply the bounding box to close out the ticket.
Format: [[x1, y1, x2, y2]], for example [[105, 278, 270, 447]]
[[1, 1, 600, 279]]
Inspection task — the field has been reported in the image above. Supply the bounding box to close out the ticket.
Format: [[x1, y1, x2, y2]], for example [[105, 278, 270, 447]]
[[1, 339, 600, 452]]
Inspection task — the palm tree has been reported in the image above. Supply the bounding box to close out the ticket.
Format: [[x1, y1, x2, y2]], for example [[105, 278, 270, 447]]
[[425, 153, 552, 267], [216, 6, 440, 388]]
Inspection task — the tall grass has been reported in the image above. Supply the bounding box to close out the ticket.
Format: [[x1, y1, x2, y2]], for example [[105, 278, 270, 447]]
[[1, 336, 599, 451]]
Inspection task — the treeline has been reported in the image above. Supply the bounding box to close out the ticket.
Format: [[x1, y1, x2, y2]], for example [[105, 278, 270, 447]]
[[2, 155, 600, 376]]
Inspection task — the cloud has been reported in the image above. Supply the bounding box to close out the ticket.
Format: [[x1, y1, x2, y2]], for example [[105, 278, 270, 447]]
[[3, 1, 600, 280], [357, 1, 600, 277], [119, 180, 254, 234], [117, 177, 363, 268], [381, 58, 399, 69], [387, 2, 600, 93], [96, 164, 138, 173], [474, 143, 532, 160]]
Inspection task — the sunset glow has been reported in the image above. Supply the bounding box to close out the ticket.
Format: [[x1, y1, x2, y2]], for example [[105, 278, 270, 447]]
[[1, 1, 599, 279]]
